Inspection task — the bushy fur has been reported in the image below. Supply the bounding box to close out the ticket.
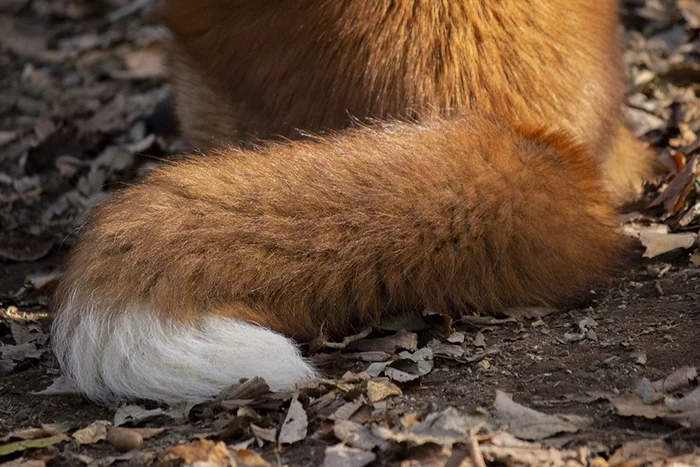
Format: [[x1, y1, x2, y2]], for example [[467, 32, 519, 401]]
[[53, 0, 651, 402]]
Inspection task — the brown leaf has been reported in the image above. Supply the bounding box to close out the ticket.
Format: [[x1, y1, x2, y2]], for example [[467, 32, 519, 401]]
[[216, 377, 271, 403], [366, 380, 402, 403], [607, 439, 674, 466], [230, 449, 272, 467], [72, 420, 110, 445], [610, 393, 670, 419], [163, 439, 232, 466]]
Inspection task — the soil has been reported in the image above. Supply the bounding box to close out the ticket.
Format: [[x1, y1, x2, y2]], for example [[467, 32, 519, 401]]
[[1, 254, 699, 465], [0, 0, 699, 466]]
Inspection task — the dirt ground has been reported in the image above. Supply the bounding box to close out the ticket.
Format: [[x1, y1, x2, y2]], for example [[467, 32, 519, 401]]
[[1, 0, 699, 466]]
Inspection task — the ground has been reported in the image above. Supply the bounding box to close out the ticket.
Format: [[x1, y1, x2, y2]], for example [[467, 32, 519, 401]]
[[0, 1, 699, 466]]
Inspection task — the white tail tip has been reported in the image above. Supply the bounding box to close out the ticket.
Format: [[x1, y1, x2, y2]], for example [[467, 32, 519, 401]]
[[52, 298, 318, 403]]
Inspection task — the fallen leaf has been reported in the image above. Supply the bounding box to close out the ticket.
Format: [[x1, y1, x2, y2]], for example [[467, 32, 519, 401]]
[[611, 393, 670, 419], [216, 377, 271, 403], [278, 396, 308, 445], [163, 439, 232, 466], [113, 405, 167, 426], [0, 437, 65, 457], [499, 307, 558, 320], [250, 424, 277, 445], [346, 329, 418, 353], [652, 366, 697, 392], [480, 432, 585, 467], [230, 448, 272, 467], [72, 420, 110, 444], [32, 376, 80, 396], [322, 443, 376, 467], [373, 407, 481, 447], [333, 420, 389, 451], [639, 232, 696, 258], [328, 399, 366, 421], [494, 391, 582, 440], [608, 439, 674, 466], [1, 343, 45, 361], [384, 348, 434, 383], [366, 380, 402, 403]]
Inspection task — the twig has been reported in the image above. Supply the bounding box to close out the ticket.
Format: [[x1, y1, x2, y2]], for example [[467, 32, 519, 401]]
[[107, 0, 156, 22], [322, 327, 372, 349], [466, 428, 487, 467]]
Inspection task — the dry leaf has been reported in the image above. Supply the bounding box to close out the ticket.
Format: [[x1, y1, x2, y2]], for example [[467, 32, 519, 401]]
[[322, 443, 376, 467], [652, 366, 697, 392], [230, 449, 271, 467], [346, 329, 418, 353], [366, 380, 402, 403], [333, 420, 389, 451], [639, 232, 696, 258], [607, 439, 674, 466], [494, 391, 583, 440], [113, 405, 167, 426], [278, 396, 308, 445], [72, 420, 110, 444], [32, 376, 80, 396], [163, 439, 232, 466], [0, 437, 65, 458], [610, 393, 669, 419], [480, 432, 586, 467], [216, 377, 270, 403], [374, 407, 481, 447]]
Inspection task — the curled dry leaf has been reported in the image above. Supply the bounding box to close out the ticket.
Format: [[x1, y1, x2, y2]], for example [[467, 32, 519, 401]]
[[329, 399, 366, 421], [322, 443, 376, 467], [333, 420, 389, 451], [72, 420, 110, 445], [163, 439, 232, 466], [215, 377, 270, 403], [278, 396, 308, 446], [480, 432, 587, 467], [373, 407, 480, 447], [366, 380, 402, 403]]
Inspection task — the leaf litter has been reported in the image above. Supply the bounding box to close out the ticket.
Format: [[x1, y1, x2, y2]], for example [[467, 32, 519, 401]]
[[1, 0, 700, 466]]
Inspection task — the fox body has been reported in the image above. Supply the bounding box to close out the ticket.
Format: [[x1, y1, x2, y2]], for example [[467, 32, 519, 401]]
[[53, 0, 651, 402]]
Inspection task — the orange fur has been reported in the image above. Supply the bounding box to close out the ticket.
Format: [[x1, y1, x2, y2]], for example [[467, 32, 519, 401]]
[[52, 1, 654, 399], [57, 116, 623, 341], [162, 0, 651, 203]]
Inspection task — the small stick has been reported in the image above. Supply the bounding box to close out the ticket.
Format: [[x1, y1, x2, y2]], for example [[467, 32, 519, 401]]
[[107, 0, 156, 22], [466, 428, 487, 467], [322, 327, 373, 349]]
